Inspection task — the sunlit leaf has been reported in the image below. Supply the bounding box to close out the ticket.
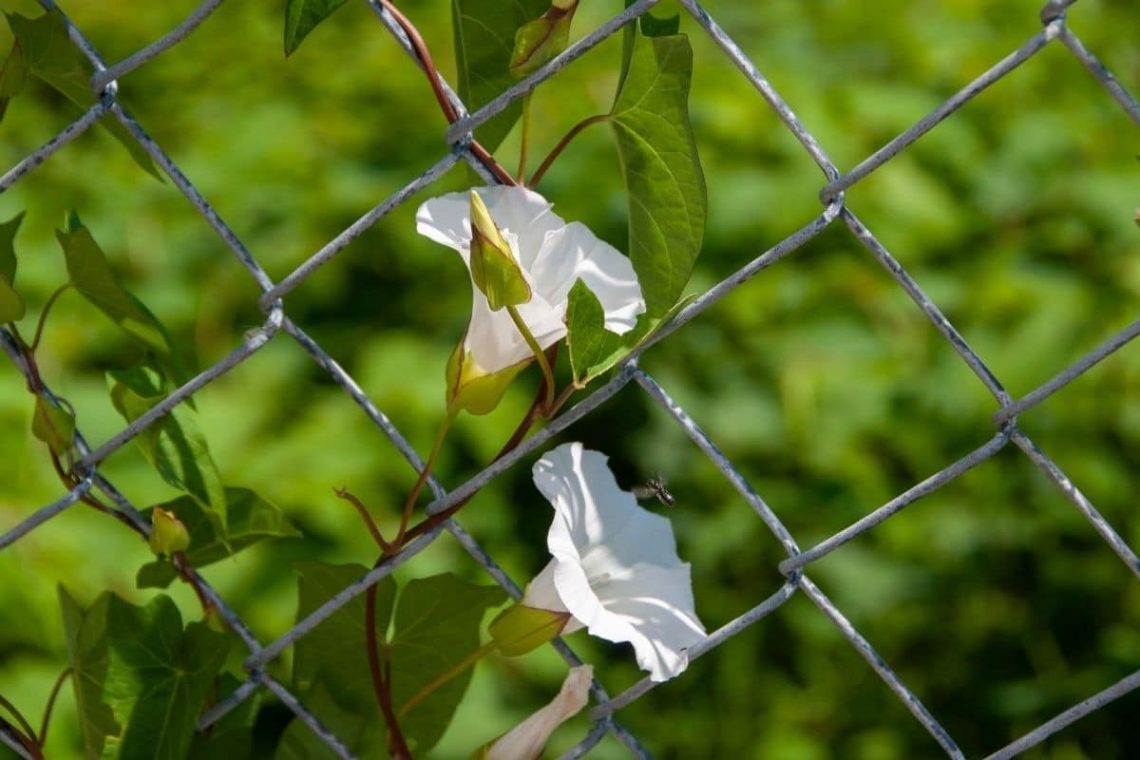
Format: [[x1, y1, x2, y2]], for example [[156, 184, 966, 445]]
[[565, 278, 621, 385], [31, 394, 75, 456], [3, 9, 160, 177], [283, 0, 348, 57], [57, 213, 172, 357], [451, 0, 548, 151], [109, 365, 227, 530], [610, 30, 706, 317], [58, 587, 230, 760], [136, 488, 300, 589], [0, 212, 25, 321], [389, 573, 506, 751]]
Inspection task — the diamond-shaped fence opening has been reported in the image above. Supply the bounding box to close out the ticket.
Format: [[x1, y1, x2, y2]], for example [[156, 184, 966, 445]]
[[1, 0, 1138, 757]]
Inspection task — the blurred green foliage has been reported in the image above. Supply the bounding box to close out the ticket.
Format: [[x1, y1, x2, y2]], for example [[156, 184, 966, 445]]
[[1, 0, 1138, 758]]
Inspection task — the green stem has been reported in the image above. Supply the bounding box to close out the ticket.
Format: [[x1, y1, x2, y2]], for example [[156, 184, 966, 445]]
[[527, 113, 610, 188], [506, 304, 555, 411], [397, 640, 499, 721], [38, 668, 72, 748], [30, 283, 72, 353], [517, 92, 533, 184], [394, 412, 454, 548]]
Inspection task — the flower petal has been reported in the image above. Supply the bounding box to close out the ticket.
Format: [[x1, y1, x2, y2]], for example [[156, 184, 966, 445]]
[[464, 285, 565, 373], [415, 186, 563, 264], [532, 442, 706, 682], [530, 222, 645, 334], [485, 665, 593, 760]]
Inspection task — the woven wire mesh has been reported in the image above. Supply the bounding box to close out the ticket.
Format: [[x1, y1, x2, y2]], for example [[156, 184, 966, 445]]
[[1, 0, 1138, 757]]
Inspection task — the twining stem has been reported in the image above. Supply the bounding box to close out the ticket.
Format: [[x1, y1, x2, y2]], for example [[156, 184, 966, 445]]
[[506, 304, 555, 412], [377, 0, 516, 186], [517, 92, 533, 184], [38, 668, 71, 749], [30, 283, 72, 353], [394, 412, 454, 548], [397, 640, 499, 721], [527, 113, 610, 188], [335, 487, 390, 552], [364, 584, 412, 760]]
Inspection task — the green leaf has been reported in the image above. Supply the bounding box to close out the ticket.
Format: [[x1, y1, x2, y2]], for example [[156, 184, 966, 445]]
[[31, 394, 75, 456], [281, 567, 505, 756], [0, 32, 30, 124], [451, 0, 549, 151], [617, 3, 680, 93], [189, 673, 261, 760], [57, 213, 173, 357], [137, 488, 300, 589], [277, 562, 395, 760], [389, 574, 506, 751], [109, 365, 227, 530], [565, 278, 621, 385], [569, 290, 695, 387], [283, 0, 348, 57], [4, 10, 160, 178], [610, 31, 706, 317], [0, 211, 22, 284], [58, 588, 231, 760], [0, 212, 25, 321]]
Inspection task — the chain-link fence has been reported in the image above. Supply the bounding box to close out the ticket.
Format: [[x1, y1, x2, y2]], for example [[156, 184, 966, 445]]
[[1, 0, 1138, 757]]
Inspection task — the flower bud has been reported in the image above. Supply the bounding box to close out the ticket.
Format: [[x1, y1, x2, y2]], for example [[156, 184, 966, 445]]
[[509, 2, 579, 80], [468, 191, 531, 311], [479, 666, 593, 760], [148, 507, 191, 557]]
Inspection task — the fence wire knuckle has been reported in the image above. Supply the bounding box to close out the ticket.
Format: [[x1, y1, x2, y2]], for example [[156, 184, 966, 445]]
[[1, 0, 1137, 756]]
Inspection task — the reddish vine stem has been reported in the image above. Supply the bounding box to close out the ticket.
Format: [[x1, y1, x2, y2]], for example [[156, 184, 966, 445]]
[[527, 113, 610, 188], [335, 487, 390, 551], [377, 0, 517, 186], [365, 579, 413, 759]]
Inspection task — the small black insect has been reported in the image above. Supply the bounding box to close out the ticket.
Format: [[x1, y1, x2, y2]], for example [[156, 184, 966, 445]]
[[632, 475, 675, 507]]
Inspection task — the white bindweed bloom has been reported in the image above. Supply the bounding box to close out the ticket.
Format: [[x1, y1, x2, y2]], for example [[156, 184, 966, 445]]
[[523, 442, 706, 682], [484, 665, 593, 760], [416, 186, 644, 376]]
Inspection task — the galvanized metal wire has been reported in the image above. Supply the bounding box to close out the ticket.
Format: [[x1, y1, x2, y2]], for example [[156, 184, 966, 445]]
[[1, 0, 1137, 757]]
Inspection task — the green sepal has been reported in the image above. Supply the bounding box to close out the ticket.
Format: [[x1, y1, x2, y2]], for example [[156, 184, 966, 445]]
[[508, 1, 578, 80], [488, 603, 570, 657], [445, 335, 528, 417], [468, 191, 531, 311]]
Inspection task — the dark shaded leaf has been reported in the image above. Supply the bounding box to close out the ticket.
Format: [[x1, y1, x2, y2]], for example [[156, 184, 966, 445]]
[[611, 31, 706, 317], [58, 587, 231, 760], [31, 394, 74, 456], [389, 574, 506, 751], [189, 673, 261, 760], [283, 0, 348, 57], [451, 0, 549, 151], [276, 562, 395, 760], [0, 212, 25, 321]]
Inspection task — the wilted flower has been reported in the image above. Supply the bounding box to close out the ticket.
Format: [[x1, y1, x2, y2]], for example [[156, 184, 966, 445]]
[[416, 186, 643, 413], [523, 442, 705, 682], [481, 665, 593, 760]]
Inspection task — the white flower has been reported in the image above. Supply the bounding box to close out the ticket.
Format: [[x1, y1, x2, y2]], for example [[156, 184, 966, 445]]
[[484, 665, 593, 760], [523, 442, 706, 682], [416, 186, 644, 375]]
